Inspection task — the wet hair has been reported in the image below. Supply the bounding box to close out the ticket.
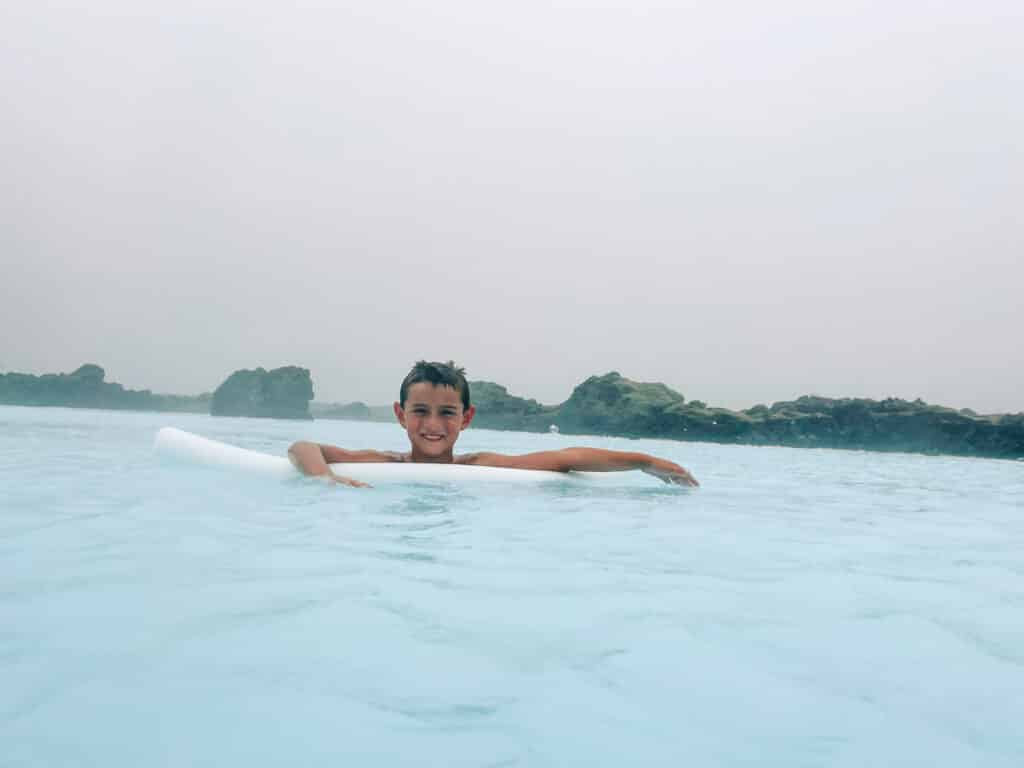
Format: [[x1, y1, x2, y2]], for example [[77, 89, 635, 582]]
[[399, 360, 471, 409]]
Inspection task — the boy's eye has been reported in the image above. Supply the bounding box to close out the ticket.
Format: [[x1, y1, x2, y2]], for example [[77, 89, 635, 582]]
[[408, 406, 458, 417]]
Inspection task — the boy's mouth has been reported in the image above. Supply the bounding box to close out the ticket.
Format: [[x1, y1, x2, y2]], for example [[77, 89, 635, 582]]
[[421, 434, 446, 442]]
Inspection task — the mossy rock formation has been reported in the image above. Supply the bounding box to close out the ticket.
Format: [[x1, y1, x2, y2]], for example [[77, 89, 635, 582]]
[[0, 364, 209, 412], [556, 372, 686, 435], [456, 371, 1024, 459], [211, 366, 313, 420], [467, 381, 554, 431]]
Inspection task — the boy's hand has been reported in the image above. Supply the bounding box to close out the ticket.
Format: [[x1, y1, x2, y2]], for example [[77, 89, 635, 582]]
[[642, 458, 699, 487], [321, 473, 372, 489]]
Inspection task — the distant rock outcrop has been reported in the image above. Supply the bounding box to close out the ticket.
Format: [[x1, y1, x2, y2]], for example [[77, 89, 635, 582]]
[[556, 372, 686, 435], [463, 371, 1024, 460], [4, 363, 1021, 459], [468, 381, 553, 431], [210, 366, 313, 419], [741, 395, 1024, 457], [0, 364, 209, 412]]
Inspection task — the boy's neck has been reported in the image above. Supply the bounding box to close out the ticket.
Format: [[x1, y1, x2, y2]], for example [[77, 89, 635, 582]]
[[409, 448, 455, 464]]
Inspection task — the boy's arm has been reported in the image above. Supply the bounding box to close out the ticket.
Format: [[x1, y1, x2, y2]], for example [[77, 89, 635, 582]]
[[462, 448, 699, 487], [287, 441, 402, 487]]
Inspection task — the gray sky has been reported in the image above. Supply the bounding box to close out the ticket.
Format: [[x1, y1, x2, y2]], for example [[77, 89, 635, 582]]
[[2, 0, 1022, 413]]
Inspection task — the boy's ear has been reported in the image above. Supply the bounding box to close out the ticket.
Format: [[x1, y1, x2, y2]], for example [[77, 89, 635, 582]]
[[461, 405, 476, 429], [393, 402, 406, 427]]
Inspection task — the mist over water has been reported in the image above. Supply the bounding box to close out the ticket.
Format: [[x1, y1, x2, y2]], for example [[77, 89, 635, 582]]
[[3, 406, 1023, 765], [1, 1, 1022, 412]]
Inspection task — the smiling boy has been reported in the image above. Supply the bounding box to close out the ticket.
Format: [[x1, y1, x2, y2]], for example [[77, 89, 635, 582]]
[[288, 361, 699, 487]]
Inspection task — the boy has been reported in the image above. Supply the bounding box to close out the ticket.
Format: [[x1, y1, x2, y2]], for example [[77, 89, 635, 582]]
[[288, 361, 699, 487]]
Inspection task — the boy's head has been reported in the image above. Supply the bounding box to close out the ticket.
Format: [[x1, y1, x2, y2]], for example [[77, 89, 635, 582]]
[[394, 361, 475, 461], [398, 360, 471, 410]]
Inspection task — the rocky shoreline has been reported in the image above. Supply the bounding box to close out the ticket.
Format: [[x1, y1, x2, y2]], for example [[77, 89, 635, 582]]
[[2, 365, 1021, 459], [466, 373, 1024, 460], [0, 364, 313, 419], [0, 364, 212, 413]]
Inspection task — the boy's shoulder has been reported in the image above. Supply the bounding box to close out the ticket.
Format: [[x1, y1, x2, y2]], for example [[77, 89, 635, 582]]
[[455, 452, 541, 469]]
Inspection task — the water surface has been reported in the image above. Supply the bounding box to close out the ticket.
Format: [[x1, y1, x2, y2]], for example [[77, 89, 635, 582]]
[[2, 406, 1022, 766]]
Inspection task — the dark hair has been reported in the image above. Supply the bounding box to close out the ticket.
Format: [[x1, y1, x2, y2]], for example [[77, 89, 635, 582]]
[[399, 360, 471, 409]]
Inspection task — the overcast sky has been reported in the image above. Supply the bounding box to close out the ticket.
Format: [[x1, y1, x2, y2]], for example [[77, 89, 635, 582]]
[[2, 0, 1021, 412]]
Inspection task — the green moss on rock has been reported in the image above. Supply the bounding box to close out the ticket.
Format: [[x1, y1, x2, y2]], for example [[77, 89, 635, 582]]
[[211, 366, 313, 420]]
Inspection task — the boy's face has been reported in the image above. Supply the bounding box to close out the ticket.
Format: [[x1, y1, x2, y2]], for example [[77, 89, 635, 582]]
[[394, 382, 475, 462]]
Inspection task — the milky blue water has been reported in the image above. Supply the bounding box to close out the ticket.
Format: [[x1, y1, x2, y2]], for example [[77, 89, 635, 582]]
[[2, 405, 1023, 767]]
